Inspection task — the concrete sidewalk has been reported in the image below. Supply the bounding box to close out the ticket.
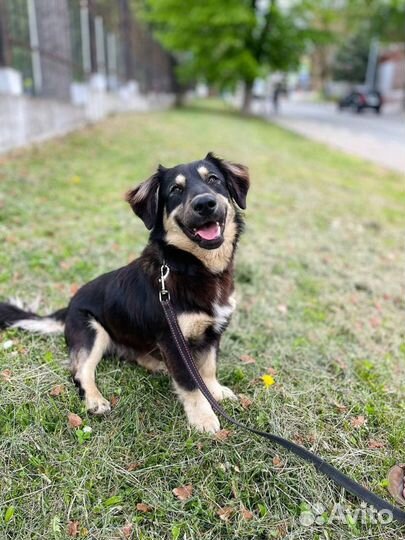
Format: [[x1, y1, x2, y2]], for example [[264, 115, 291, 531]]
[[259, 99, 405, 174]]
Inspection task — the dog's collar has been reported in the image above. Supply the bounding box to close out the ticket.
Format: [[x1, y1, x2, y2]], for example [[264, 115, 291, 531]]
[[156, 242, 208, 276]]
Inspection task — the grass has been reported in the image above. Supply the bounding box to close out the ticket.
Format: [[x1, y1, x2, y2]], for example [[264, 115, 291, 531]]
[[0, 100, 404, 539]]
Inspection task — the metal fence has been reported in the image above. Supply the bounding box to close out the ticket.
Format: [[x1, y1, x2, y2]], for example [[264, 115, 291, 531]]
[[0, 0, 175, 100]]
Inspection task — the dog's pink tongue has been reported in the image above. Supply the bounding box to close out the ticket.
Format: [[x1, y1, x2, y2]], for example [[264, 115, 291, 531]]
[[196, 222, 220, 241]]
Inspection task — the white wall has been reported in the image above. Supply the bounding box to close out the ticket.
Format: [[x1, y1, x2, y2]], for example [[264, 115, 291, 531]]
[[0, 86, 175, 154]]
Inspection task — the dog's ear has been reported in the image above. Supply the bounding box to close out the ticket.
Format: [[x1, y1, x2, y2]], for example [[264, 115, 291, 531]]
[[125, 172, 160, 230], [205, 152, 250, 209]]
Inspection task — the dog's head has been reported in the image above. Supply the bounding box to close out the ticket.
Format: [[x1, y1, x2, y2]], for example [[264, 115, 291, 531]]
[[126, 153, 249, 266]]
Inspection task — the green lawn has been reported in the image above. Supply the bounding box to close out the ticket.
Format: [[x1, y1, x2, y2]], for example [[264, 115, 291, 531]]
[[0, 101, 404, 539]]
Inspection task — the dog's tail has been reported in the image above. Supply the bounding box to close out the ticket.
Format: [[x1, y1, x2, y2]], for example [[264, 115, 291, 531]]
[[0, 299, 67, 334]]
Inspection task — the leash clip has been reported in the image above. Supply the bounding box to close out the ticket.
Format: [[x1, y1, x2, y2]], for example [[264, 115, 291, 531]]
[[159, 263, 170, 302]]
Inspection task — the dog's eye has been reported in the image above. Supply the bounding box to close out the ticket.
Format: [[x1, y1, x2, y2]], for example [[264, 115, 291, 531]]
[[170, 184, 183, 194], [207, 174, 219, 184]]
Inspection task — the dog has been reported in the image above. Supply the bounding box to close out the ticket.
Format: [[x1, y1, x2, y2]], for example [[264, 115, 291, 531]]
[[0, 153, 249, 433]]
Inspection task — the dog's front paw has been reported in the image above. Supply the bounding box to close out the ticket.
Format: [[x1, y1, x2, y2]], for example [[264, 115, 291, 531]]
[[86, 394, 111, 415], [189, 410, 221, 433], [208, 382, 237, 402]]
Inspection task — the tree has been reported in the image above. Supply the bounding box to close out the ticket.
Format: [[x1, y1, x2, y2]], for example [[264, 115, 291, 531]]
[[142, 0, 306, 111], [332, 30, 370, 83]]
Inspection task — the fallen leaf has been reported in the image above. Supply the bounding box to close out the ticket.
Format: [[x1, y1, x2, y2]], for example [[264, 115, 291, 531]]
[[68, 413, 83, 428], [1, 369, 12, 382], [261, 374, 275, 388], [335, 357, 348, 370], [333, 401, 348, 413], [387, 464, 405, 506], [241, 507, 254, 520], [49, 384, 65, 397], [277, 304, 288, 314], [277, 522, 289, 536], [217, 506, 233, 521], [110, 395, 120, 408], [351, 415, 367, 428], [70, 283, 79, 295], [136, 502, 152, 513], [239, 354, 255, 365], [238, 394, 253, 409], [370, 316, 382, 328], [368, 439, 386, 449], [122, 523, 133, 538], [267, 367, 277, 376], [172, 484, 193, 501], [272, 455, 283, 468], [59, 260, 71, 270], [67, 520, 79, 537], [126, 462, 141, 472], [215, 429, 232, 441]]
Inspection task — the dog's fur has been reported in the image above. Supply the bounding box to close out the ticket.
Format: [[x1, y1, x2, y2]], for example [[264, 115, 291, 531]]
[[0, 153, 249, 433]]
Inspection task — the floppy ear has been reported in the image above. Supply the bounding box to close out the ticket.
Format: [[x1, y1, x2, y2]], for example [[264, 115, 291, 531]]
[[125, 172, 160, 230], [205, 152, 250, 209]]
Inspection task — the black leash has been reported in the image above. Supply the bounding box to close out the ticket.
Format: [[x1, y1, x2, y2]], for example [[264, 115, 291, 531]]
[[158, 264, 405, 524]]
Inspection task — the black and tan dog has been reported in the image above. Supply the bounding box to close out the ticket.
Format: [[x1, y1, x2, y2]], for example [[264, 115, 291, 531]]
[[0, 153, 249, 433]]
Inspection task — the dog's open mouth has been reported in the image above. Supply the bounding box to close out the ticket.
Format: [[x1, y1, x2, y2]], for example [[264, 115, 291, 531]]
[[193, 221, 221, 241], [178, 218, 225, 249]]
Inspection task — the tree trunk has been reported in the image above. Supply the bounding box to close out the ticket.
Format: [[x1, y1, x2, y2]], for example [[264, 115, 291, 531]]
[[242, 80, 254, 113], [175, 88, 186, 107]]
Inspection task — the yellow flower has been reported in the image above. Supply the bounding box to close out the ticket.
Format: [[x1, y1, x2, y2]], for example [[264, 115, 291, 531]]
[[261, 374, 275, 388]]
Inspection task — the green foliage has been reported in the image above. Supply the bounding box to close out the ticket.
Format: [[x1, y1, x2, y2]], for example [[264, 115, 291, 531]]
[[142, 0, 305, 89], [332, 30, 370, 82]]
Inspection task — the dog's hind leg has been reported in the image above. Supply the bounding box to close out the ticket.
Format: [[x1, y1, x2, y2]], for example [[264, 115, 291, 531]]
[[136, 350, 168, 374], [68, 318, 111, 415]]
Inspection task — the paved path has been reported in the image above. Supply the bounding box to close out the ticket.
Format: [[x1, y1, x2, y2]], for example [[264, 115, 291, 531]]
[[260, 100, 405, 174]]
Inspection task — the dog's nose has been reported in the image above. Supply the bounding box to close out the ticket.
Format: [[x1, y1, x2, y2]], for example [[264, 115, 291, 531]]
[[192, 194, 217, 216]]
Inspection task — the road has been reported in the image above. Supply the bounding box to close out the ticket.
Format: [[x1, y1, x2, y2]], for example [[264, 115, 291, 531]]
[[259, 100, 405, 174]]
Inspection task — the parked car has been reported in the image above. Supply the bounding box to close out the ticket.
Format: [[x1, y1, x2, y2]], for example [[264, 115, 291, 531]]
[[338, 89, 383, 114]]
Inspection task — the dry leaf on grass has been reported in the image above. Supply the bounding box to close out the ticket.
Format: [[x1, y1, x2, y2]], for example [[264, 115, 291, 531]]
[[370, 316, 382, 328], [241, 507, 254, 520], [272, 455, 283, 468], [335, 357, 348, 370], [387, 464, 405, 506], [368, 439, 386, 449], [267, 367, 277, 376], [70, 283, 79, 295], [215, 429, 232, 441], [277, 304, 288, 314], [136, 502, 152, 513], [110, 395, 120, 408], [172, 484, 193, 501], [1, 369, 12, 382], [239, 354, 255, 365], [67, 520, 79, 537], [126, 462, 141, 472], [59, 260, 71, 270], [350, 415, 367, 428], [49, 384, 65, 397], [67, 413, 83, 428], [238, 394, 253, 409], [333, 401, 348, 413], [122, 523, 133, 538], [217, 506, 233, 521]]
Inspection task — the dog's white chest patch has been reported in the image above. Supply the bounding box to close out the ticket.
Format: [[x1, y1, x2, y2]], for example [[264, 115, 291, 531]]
[[213, 295, 236, 333]]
